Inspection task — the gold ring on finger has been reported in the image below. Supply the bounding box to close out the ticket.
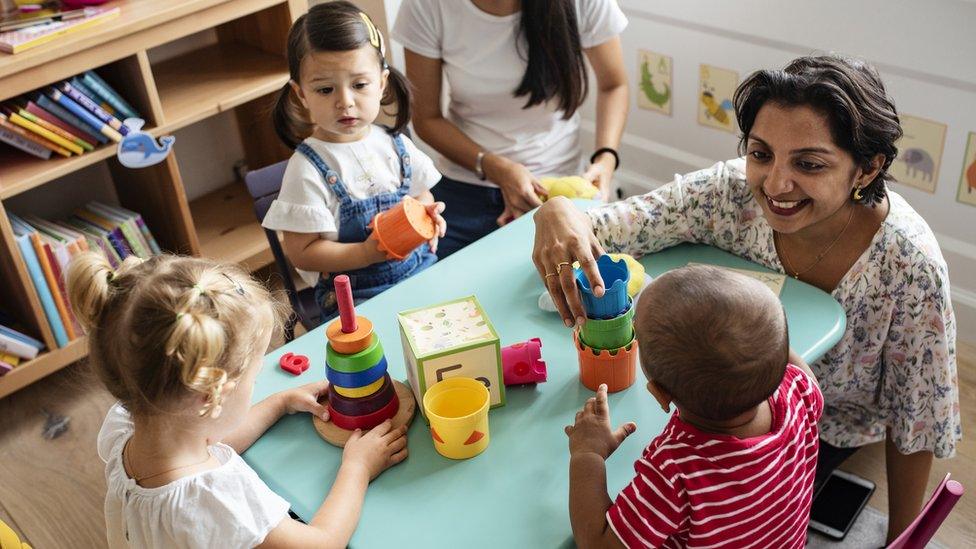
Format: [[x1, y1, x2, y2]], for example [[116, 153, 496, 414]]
[[555, 261, 572, 274]]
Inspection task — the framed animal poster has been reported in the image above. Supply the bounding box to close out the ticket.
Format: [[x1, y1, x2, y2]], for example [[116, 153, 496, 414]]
[[957, 132, 976, 207], [637, 50, 672, 115], [889, 114, 947, 193], [698, 64, 738, 133]]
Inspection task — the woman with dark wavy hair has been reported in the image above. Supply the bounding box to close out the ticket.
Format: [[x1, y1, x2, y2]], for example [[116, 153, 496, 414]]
[[533, 54, 959, 543], [393, 0, 629, 258]]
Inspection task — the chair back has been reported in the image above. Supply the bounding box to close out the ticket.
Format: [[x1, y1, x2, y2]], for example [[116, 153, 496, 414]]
[[887, 472, 964, 549]]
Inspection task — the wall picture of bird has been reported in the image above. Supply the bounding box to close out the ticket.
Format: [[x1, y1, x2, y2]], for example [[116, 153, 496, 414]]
[[637, 50, 673, 115], [698, 64, 738, 133]]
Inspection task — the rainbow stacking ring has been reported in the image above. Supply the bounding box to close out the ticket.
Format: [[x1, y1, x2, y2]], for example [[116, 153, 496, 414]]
[[328, 393, 400, 431], [327, 334, 384, 373], [328, 374, 395, 417], [326, 355, 387, 388], [326, 314, 374, 354], [333, 376, 386, 398]]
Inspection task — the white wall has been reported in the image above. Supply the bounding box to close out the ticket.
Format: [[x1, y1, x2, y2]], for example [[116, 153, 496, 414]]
[[572, 0, 976, 343]]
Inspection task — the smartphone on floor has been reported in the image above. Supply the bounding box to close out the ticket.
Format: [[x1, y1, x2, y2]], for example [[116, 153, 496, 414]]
[[808, 469, 876, 540]]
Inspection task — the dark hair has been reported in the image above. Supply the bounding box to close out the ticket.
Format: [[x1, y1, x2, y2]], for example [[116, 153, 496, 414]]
[[733, 54, 902, 205], [636, 265, 789, 422], [514, 0, 588, 119], [273, 1, 411, 148]]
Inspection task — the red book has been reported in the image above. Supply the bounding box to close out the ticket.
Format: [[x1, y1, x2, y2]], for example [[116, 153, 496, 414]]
[[26, 100, 98, 147], [0, 113, 70, 157]]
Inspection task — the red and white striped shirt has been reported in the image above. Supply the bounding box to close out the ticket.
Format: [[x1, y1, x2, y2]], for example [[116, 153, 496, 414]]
[[607, 365, 824, 549]]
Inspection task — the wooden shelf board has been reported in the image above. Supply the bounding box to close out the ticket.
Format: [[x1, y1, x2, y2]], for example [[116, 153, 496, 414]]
[[189, 180, 274, 271], [154, 42, 288, 134], [0, 337, 88, 399]]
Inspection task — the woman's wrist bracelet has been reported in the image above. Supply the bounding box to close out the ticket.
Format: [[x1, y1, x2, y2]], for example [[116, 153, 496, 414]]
[[590, 147, 620, 171]]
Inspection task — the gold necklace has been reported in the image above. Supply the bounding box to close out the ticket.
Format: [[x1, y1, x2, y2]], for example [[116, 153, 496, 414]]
[[776, 205, 856, 280], [123, 439, 213, 483]]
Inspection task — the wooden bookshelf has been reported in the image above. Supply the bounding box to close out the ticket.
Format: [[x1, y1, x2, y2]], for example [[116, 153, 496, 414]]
[[0, 0, 305, 399]]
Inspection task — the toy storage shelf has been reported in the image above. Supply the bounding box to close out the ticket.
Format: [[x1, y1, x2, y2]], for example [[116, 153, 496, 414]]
[[0, 0, 303, 399]]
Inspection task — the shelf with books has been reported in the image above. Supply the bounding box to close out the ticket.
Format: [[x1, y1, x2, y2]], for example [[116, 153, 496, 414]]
[[189, 180, 274, 272], [0, 337, 88, 399]]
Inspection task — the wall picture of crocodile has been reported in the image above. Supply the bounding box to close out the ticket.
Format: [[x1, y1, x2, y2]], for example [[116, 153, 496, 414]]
[[117, 118, 175, 169], [889, 114, 946, 193], [637, 50, 672, 115]]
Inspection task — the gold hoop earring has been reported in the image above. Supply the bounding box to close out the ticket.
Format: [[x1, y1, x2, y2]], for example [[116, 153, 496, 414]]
[[852, 186, 864, 201]]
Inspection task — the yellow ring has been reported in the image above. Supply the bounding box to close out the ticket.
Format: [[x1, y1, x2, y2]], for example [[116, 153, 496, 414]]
[[555, 261, 572, 274], [333, 376, 386, 398], [545, 272, 558, 278]]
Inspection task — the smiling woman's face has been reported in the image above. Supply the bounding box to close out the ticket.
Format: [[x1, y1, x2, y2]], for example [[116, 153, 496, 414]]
[[745, 102, 865, 235]]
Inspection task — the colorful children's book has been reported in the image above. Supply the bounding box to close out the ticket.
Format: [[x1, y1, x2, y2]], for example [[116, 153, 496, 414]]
[[14, 107, 92, 152], [81, 70, 140, 121], [46, 88, 121, 143], [0, 352, 21, 366], [9, 214, 67, 348], [0, 330, 39, 360], [26, 100, 98, 147], [3, 107, 83, 155], [0, 112, 70, 157], [61, 218, 119, 268], [69, 77, 114, 116], [66, 215, 127, 262], [0, 6, 121, 54], [0, 124, 52, 159], [0, 324, 44, 351], [35, 94, 107, 144], [73, 209, 131, 258], [86, 202, 149, 258], [96, 203, 161, 255], [57, 81, 128, 136], [28, 227, 76, 340]]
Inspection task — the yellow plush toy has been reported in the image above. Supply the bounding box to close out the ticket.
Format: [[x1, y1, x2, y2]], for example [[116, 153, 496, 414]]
[[538, 176, 599, 201]]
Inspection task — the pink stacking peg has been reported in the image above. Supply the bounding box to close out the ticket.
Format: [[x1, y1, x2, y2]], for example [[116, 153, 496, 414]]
[[334, 274, 357, 333], [502, 338, 547, 385]]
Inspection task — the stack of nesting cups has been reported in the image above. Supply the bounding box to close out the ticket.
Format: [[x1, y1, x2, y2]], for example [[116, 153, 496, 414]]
[[324, 275, 400, 430], [574, 255, 638, 393]]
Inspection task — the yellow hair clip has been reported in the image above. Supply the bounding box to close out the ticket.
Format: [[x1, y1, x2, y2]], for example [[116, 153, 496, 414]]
[[359, 12, 385, 57]]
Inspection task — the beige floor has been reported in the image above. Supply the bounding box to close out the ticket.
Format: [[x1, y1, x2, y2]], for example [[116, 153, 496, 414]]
[[0, 278, 973, 547]]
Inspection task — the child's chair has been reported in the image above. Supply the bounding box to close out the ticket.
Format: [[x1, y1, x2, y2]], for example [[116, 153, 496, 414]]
[[244, 161, 323, 341], [886, 472, 964, 549]]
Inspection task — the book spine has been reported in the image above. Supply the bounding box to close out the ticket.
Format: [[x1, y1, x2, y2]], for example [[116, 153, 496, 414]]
[[27, 101, 97, 147], [137, 219, 162, 255], [0, 114, 70, 157], [14, 233, 67, 348], [35, 94, 106, 144], [0, 332, 39, 360], [57, 82, 128, 136], [0, 325, 45, 349], [30, 233, 76, 341], [8, 111, 83, 154], [0, 352, 22, 366], [70, 77, 114, 115], [0, 126, 52, 159], [82, 71, 139, 120], [47, 89, 122, 143], [19, 107, 93, 151]]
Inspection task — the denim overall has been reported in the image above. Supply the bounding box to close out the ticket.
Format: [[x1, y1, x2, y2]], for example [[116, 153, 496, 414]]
[[298, 134, 437, 321]]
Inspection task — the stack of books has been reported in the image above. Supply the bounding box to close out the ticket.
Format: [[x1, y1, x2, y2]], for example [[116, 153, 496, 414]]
[[8, 202, 161, 349], [0, 69, 140, 159], [0, 314, 44, 376], [0, 5, 120, 54]]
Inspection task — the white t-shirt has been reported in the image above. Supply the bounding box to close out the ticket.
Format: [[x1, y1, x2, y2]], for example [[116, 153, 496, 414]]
[[392, 0, 627, 186], [262, 126, 441, 287], [97, 404, 290, 549]]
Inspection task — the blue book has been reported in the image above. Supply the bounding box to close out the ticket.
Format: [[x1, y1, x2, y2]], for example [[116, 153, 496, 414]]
[[8, 215, 68, 348], [0, 325, 44, 350], [36, 93, 107, 144], [57, 82, 129, 136], [82, 70, 140, 121], [70, 77, 113, 115], [47, 88, 122, 143]]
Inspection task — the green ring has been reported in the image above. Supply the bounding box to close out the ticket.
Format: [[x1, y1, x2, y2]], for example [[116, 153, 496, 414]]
[[326, 335, 385, 373]]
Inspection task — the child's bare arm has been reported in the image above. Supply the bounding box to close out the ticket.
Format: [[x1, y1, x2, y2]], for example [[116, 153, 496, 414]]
[[257, 420, 408, 549], [788, 348, 820, 391], [223, 381, 330, 454], [282, 231, 388, 274]]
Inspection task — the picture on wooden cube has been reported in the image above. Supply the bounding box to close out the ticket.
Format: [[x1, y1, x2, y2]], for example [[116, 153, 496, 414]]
[[638, 49, 672, 115], [956, 132, 976, 207], [398, 295, 505, 418], [889, 114, 947, 194], [698, 64, 738, 133]]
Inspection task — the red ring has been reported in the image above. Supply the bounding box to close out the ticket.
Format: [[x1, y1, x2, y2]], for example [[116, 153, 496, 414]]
[[327, 393, 400, 430]]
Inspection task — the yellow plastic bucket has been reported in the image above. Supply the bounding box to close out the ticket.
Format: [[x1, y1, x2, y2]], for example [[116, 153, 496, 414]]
[[423, 377, 490, 460]]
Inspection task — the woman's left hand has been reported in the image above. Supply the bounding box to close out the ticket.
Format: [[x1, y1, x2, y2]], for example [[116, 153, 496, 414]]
[[424, 201, 447, 254], [279, 380, 331, 421], [581, 154, 616, 201]]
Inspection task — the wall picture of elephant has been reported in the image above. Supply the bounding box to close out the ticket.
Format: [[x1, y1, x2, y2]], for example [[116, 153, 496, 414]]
[[888, 114, 947, 193]]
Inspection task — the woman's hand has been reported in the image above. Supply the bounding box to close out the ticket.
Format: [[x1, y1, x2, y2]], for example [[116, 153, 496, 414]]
[[565, 384, 636, 460], [532, 197, 606, 327], [278, 380, 331, 422], [581, 154, 616, 201], [484, 153, 548, 225], [341, 420, 409, 481]]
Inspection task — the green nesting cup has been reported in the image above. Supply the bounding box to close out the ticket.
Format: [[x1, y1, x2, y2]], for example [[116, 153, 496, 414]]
[[580, 300, 635, 351]]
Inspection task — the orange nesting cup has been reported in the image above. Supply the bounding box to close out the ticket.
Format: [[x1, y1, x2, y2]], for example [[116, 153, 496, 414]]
[[368, 196, 436, 260], [574, 330, 638, 393]]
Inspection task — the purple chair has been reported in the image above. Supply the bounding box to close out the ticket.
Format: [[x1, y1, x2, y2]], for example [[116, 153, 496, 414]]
[[244, 161, 322, 341], [887, 472, 964, 549]]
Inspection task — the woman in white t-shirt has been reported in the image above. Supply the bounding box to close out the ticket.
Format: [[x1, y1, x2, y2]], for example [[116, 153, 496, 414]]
[[393, 0, 628, 258]]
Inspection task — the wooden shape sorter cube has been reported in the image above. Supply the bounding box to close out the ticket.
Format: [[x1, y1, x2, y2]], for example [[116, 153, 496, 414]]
[[398, 295, 505, 417]]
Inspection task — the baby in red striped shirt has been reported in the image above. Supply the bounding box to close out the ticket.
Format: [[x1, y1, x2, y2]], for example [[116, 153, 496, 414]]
[[566, 264, 823, 549]]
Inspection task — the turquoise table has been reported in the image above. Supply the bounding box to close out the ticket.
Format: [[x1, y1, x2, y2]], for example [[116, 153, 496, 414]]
[[243, 208, 846, 548]]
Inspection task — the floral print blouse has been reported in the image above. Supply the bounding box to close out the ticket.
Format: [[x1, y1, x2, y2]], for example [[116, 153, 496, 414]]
[[588, 158, 960, 457]]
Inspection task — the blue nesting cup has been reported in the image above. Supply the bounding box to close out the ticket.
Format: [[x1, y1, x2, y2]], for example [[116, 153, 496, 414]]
[[575, 254, 630, 319]]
